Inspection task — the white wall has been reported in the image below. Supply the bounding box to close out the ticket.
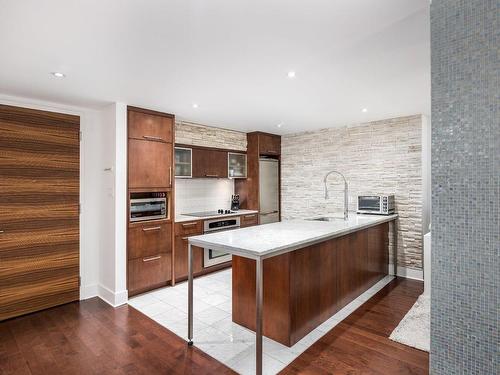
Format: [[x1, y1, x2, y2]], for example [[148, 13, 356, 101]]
[[175, 179, 235, 215], [0, 93, 108, 300], [98, 103, 128, 306]]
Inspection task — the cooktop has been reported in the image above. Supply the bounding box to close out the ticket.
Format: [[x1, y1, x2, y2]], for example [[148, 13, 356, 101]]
[[183, 209, 236, 217]]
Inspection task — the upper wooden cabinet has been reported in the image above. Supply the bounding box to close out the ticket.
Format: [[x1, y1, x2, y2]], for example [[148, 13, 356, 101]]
[[258, 133, 281, 156], [129, 139, 172, 188], [128, 107, 173, 143], [192, 148, 228, 178], [128, 107, 174, 189]]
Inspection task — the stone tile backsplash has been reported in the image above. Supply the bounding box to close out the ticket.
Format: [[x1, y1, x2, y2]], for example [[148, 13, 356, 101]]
[[281, 115, 424, 270], [175, 121, 246, 151]]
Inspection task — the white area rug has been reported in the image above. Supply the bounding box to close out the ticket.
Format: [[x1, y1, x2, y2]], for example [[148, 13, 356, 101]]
[[390, 294, 430, 352]]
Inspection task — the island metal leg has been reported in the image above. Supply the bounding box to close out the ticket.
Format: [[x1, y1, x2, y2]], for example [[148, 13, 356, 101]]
[[256, 258, 263, 375], [187, 243, 194, 346]]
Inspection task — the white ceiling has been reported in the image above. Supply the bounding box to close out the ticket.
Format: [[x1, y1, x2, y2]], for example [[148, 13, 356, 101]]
[[0, 0, 430, 134]]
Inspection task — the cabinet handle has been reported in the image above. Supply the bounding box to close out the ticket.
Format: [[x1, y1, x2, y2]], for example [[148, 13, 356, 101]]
[[143, 255, 161, 262], [0, 230, 4, 234], [266, 150, 278, 154], [244, 214, 256, 219], [182, 236, 189, 240], [205, 174, 219, 178], [142, 226, 161, 232], [143, 135, 165, 142], [182, 222, 197, 227], [169, 166, 172, 186]]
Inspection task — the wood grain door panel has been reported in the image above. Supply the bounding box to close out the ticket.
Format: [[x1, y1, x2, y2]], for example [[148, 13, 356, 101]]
[[0, 104, 80, 321]]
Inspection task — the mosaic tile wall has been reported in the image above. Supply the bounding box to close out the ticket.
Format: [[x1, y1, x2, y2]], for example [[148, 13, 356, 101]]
[[281, 115, 424, 270], [431, 1, 499, 373]]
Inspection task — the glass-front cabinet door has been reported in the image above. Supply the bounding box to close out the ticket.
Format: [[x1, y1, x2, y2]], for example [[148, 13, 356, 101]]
[[175, 147, 192, 178], [228, 152, 247, 178]]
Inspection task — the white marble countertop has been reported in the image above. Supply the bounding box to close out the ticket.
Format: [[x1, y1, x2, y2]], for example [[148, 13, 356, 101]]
[[188, 214, 397, 260], [175, 209, 259, 223]]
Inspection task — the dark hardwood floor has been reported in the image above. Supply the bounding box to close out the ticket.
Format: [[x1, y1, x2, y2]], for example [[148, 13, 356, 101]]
[[0, 278, 427, 375], [281, 277, 429, 374], [0, 297, 235, 375]]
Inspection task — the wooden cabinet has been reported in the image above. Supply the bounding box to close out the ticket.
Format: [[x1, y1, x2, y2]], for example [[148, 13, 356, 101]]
[[192, 148, 228, 178], [128, 107, 174, 189], [240, 213, 258, 227], [258, 133, 281, 156], [128, 109, 173, 142], [129, 139, 172, 188], [235, 132, 281, 217], [128, 253, 171, 295], [127, 106, 175, 297], [174, 236, 204, 280], [128, 222, 172, 259], [174, 221, 204, 280]]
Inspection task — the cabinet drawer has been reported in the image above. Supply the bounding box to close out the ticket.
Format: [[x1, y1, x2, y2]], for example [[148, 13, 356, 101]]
[[129, 139, 173, 188], [128, 222, 172, 260], [259, 134, 281, 156], [128, 252, 171, 295], [175, 221, 203, 237], [240, 213, 258, 227], [128, 110, 173, 143]]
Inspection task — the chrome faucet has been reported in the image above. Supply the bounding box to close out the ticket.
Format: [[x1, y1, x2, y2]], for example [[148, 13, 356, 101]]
[[324, 170, 349, 220]]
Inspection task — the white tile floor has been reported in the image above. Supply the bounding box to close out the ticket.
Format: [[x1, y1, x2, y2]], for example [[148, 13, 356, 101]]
[[128, 269, 394, 375]]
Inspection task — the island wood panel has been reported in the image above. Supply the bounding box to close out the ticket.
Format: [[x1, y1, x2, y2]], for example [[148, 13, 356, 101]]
[[0, 104, 80, 321], [232, 253, 291, 345], [232, 222, 389, 346]]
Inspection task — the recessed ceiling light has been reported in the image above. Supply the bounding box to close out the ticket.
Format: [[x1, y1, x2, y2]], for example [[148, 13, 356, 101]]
[[277, 122, 283, 128], [287, 71, 296, 78], [192, 103, 199, 109], [51, 72, 66, 78], [362, 108, 368, 113]]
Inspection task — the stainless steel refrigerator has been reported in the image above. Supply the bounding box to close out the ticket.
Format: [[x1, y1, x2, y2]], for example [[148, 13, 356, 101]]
[[259, 158, 280, 224]]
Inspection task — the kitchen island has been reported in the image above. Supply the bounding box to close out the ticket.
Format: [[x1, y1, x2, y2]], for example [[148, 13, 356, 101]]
[[187, 214, 397, 374]]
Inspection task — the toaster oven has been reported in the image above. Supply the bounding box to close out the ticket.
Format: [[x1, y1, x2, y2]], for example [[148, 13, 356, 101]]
[[357, 195, 395, 215], [130, 194, 167, 222]]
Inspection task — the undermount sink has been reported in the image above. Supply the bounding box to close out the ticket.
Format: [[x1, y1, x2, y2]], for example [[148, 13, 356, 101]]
[[308, 216, 347, 222]]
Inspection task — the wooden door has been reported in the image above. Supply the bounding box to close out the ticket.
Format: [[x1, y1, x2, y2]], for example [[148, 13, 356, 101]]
[[0, 104, 80, 321]]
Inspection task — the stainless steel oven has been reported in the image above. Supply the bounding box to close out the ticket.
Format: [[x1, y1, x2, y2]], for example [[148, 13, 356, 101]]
[[357, 195, 395, 215], [203, 216, 240, 267], [130, 194, 167, 222]]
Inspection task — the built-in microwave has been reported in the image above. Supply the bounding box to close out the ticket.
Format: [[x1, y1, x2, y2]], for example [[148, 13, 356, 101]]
[[357, 195, 395, 215], [130, 193, 168, 222]]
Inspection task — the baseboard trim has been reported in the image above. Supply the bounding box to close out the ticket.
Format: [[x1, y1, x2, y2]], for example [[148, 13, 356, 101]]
[[388, 264, 424, 281], [80, 284, 99, 300], [98, 285, 128, 307]]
